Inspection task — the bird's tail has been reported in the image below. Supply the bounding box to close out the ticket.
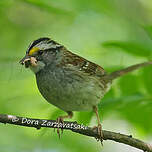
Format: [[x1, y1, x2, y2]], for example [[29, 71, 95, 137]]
[[103, 61, 152, 81]]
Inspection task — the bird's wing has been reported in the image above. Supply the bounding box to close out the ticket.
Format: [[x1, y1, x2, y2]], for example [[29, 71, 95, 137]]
[[58, 48, 106, 78]]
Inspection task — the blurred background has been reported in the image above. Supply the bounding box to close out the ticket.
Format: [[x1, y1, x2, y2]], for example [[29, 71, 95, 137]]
[[0, 0, 152, 151]]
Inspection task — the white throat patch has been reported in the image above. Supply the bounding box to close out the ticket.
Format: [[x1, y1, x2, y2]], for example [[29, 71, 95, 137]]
[[30, 61, 45, 73]]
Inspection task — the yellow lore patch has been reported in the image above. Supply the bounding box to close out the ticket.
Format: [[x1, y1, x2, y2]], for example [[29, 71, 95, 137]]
[[29, 47, 39, 55]]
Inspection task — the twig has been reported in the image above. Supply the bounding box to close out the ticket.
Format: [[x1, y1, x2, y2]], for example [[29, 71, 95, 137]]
[[0, 114, 152, 152]]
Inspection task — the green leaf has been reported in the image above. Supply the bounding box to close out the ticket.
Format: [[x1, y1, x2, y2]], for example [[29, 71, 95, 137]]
[[143, 25, 152, 40], [102, 41, 152, 57], [23, 0, 75, 15], [119, 98, 152, 134], [77, 111, 93, 125], [141, 66, 152, 94], [119, 74, 140, 96]]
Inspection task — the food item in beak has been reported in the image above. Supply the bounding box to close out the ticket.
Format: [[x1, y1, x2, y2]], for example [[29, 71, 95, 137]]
[[24, 58, 31, 68], [30, 57, 37, 67], [19, 56, 37, 68]]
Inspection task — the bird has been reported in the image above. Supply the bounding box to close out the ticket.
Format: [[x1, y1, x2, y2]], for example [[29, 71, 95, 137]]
[[19, 37, 152, 139]]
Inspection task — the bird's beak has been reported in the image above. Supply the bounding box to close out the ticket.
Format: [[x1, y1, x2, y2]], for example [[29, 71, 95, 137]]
[[19, 54, 31, 68]]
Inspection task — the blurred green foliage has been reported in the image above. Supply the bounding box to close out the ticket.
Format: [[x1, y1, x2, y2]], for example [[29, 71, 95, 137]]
[[0, 0, 152, 151]]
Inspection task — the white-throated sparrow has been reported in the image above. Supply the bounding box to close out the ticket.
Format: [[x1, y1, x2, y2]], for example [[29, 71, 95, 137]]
[[19, 37, 152, 139]]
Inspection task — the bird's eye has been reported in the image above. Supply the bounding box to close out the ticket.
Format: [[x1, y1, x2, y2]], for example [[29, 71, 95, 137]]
[[38, 50, 43, 55]]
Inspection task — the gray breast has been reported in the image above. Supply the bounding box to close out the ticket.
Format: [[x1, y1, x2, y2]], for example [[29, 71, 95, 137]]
[[36, 64, 110, 111]]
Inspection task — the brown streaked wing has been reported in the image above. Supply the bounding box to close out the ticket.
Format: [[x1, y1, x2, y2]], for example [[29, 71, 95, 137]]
[[58, 48, 106, 77]]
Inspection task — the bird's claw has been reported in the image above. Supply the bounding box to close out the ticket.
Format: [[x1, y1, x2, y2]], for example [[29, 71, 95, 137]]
[[93, 123, 103, 143], [54, 117, 64, 138]]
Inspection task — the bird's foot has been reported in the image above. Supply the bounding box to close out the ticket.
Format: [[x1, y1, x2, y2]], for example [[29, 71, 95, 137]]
[[54, 116, 64, 138], [92, 123, 103, 143], [54, 111, 73, 138]]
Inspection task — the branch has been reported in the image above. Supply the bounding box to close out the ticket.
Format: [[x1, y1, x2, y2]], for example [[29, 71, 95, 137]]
[[0, 114, 152, 152]]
